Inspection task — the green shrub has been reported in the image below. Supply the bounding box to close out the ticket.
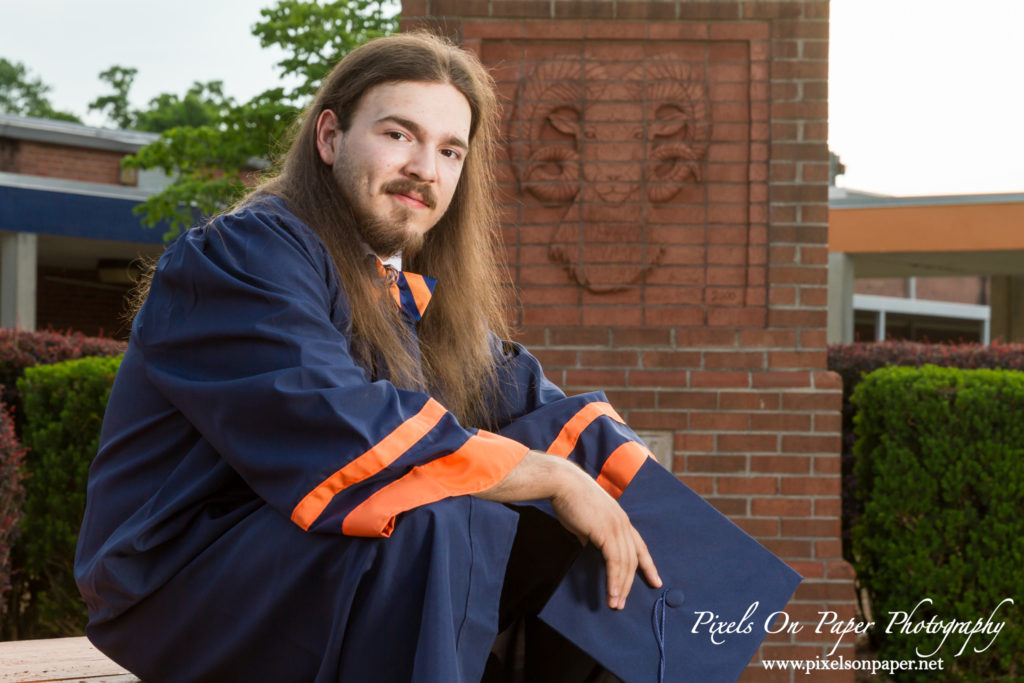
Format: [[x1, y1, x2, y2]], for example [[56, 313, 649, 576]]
[[0, 329, 124, 639], [13, 355, 122, 637], [0, 328, 125, 433], [851, 365, 1023, 680], [828, 341, 1024, 560]]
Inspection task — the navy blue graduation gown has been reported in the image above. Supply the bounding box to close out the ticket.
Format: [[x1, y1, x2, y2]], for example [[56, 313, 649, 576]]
[[74, 197, 649, 682]]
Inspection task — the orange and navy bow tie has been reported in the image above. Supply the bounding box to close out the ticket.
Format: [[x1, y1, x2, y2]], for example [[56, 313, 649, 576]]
[[375, 259, 437, 322]]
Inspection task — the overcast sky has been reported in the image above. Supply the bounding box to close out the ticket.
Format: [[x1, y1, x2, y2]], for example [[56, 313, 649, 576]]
[[2, 0, 1022, 197], [829, 0, 1024, 196]]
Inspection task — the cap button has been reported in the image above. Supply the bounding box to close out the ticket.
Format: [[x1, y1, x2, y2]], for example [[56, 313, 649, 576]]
[[664, 588, 685, 608]]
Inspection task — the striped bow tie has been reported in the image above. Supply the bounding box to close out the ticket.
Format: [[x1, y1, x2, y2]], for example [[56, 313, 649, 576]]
[[375, 258, 437, 322]]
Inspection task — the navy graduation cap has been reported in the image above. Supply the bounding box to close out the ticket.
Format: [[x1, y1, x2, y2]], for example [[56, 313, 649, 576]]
[[498, 392, 802, 683]]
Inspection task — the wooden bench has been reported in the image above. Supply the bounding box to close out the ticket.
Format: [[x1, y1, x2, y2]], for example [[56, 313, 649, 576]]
[[0, 636, 140, 682]]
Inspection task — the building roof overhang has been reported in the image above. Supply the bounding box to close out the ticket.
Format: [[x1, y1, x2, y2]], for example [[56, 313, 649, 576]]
[[0, 172, 167, 245], [829, 188, 1024, 278], [0, 113, 159, 154]]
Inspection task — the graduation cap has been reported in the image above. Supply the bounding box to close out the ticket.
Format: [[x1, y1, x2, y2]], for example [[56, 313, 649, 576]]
[[537, 458, 802, 683], [495, 391, 801, 682]]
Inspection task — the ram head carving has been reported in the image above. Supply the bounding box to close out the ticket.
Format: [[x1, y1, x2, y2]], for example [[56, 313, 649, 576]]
[[510, 54, 711, 292]]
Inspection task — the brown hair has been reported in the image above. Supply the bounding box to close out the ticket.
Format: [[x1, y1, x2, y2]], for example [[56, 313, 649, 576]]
[[252, 32, 510, 427]]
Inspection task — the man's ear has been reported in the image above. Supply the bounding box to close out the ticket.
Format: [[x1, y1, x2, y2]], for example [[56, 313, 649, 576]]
[[315, 109, 341, 165]]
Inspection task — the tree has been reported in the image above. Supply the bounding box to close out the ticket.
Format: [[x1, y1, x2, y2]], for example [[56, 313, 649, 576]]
[[0, 58, 81, 123], [134, 81, 234, 133], [90, 66, 234, 133], [125, 0, 398, 240], [88, 66, 138, 130]]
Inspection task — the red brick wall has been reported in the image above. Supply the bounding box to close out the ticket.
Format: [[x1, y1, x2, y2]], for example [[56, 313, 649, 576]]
[[402, 1, 853, 679], [855, 276, 987, 305], [7, 140, 124, 185], [36, 267, 133, 339]]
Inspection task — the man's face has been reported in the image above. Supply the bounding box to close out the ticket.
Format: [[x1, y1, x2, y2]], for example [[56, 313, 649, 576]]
[[320, 81, 472, 257]]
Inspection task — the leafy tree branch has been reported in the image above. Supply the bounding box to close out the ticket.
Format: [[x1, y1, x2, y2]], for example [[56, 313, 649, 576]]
[[124, 0, 398, 240], [0, 58, 81, 123]]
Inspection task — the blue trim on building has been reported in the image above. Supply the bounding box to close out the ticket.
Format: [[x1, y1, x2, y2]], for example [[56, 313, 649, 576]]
[[0, 185, 168, 244]]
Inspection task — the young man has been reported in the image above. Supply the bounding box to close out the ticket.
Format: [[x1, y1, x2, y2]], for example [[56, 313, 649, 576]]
[[75, 33, 659, 682]]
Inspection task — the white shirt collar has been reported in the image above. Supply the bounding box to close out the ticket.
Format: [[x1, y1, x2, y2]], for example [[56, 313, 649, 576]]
[[380, 252, 403, 272], [360, 239, 403, 272]]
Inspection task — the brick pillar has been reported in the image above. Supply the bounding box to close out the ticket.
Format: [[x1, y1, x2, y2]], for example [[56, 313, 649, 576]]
[[403, 2, 854, 679]]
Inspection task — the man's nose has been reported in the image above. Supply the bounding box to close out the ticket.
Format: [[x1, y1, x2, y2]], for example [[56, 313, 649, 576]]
[[402, 145, 438, 182]]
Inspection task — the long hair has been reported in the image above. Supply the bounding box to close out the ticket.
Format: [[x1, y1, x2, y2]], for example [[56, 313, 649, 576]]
[[253, 32, 510, 427]]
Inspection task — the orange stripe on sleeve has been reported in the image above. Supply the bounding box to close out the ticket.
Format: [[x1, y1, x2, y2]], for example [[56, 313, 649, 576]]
[[290, 398, 448, 531], [341, 430, 529, 537], [403, 272, 434, 317], [546, 401, 625, 457], [594, 441, 652, 499]]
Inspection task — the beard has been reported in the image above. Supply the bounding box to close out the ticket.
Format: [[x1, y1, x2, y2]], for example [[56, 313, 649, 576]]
[[332, 158, 437, 259]]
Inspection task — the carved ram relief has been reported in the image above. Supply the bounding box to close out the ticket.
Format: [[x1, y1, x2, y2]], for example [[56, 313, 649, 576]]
[[510, 54, 711, 293]]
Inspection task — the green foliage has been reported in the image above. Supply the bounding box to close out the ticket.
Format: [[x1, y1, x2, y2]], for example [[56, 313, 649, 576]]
[[0, 328, 126, 434], [134, 81, 234, 132], [88, 65, 138, 129], [0, 330, 123, 639], [14, 356, 122, 638], [851, 365, 1024, 680], [252, 0, 398, 98], [828, 340, 1024, 561], [124, 88, 294, 239], [90, 66, 235, 134], [125, 0, 399, 240], [0, 57, 81, 122]]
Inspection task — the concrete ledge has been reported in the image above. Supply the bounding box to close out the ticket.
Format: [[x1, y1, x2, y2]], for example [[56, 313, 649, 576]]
[[0, 636, 140, 682]]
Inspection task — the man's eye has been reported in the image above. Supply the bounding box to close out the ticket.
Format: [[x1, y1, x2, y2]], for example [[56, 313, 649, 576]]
[[387, 131, 407, 141], [441, 149, 462, 161]]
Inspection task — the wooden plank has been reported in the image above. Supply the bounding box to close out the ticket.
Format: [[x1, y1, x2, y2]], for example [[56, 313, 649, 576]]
[[0, 637, 139, 682]]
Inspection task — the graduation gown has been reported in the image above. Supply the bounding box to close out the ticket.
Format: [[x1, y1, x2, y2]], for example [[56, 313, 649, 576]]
[[74, 196, 643, 682]]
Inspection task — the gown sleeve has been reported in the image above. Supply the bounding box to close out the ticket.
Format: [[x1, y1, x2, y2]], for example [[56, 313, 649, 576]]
[[485, 338, 567, 429], [133, 204, 528, 538]]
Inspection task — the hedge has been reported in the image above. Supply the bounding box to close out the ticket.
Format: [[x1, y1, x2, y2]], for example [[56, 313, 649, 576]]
[[9, 355, 122, 638], [827, 341, 1024, 559], [851, 365, 1023, 680], [0, 328, 125, 432], [0, 330, 124, 639]]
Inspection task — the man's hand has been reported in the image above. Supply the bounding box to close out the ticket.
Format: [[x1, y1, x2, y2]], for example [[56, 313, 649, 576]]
[[475, 450, 661, 610], [548, 463, 661, 609]]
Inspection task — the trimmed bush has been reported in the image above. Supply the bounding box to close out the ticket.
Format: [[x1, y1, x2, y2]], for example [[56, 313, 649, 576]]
[[0, 403, 26, 615], [851, 365, 1024, 680], [0, 330, 124, 638], [13, 355, 122, 637], [828, 341, 1024, 559], [0, 328, 125, 431]]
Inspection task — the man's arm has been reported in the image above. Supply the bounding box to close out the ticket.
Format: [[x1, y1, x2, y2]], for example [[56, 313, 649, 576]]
[[135, 206, 530, 537], [475, 450, 661, 610]]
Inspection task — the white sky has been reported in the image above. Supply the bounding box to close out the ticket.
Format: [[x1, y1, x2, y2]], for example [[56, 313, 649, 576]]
[[1, 0, 1022, 197], [0, 0, 299, 124], [829, 0, 1024, 196]]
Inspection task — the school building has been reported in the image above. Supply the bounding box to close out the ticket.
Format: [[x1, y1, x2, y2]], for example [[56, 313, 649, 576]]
[[828, 180, 1024, 345], [0, 112, 166, 338]]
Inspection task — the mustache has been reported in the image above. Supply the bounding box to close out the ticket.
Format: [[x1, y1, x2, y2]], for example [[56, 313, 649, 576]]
[[382, 179, 437, 209]]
